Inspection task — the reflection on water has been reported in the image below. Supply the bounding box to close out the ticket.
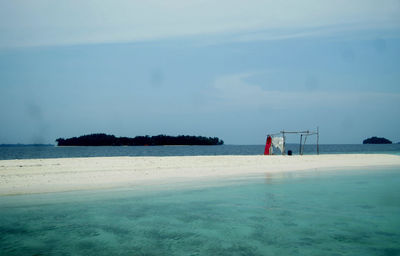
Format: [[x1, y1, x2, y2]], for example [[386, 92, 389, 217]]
[[1, 168, 400, 256]]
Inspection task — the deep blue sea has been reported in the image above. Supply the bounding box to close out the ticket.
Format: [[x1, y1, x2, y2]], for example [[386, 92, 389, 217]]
[[1, 144, 400, 160], [1, 168, 400, 256]]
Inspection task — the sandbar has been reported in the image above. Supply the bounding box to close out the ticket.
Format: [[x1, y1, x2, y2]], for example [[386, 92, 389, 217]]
[[1, 154, 399, 195]]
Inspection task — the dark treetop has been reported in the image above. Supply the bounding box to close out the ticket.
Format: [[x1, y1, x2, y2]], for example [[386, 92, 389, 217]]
[[56, 133, 224, 146], [363, 136, 392, 144]]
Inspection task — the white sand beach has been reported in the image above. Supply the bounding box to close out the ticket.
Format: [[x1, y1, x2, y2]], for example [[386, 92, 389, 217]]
[[1, 154, 399, 195]]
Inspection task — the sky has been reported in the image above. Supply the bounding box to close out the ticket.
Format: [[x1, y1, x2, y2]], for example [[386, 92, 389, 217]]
[[0, 0, 400, 144]]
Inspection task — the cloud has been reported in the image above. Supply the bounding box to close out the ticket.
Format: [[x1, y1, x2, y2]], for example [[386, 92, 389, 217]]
[[1, 0, 399, 48], [210, 72, 400, 111]]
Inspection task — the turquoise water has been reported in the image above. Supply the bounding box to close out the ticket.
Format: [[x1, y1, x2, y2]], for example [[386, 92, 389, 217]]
[[1, 168, 400, 256]]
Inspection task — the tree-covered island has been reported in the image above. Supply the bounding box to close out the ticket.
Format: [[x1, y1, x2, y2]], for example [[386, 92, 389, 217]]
[[56, 133, 224, 146], [363, 136, 392, 144]]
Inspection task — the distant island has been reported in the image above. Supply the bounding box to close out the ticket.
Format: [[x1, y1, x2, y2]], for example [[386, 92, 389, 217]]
[[363, 136, 392, 144], [56, 133, 224, 146]]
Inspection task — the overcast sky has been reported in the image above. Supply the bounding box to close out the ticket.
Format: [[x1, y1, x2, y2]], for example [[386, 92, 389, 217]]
[[1, 0, 399, 144]]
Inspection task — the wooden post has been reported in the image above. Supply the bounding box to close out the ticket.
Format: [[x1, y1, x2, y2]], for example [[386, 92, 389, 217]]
[[299, 134, 303, 155], [317, 126, 320, 155]]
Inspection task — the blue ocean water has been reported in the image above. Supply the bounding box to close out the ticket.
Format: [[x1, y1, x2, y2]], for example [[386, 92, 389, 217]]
[[1, 168, 400, 256], [1, 144, 400, 160]]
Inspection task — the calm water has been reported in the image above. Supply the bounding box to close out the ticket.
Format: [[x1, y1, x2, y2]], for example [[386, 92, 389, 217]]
[[1, 168, 400, 256], [1, 144, 400, 160]]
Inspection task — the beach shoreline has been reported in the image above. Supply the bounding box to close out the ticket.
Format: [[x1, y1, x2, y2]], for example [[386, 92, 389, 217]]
[[1, 154, 399, 196]]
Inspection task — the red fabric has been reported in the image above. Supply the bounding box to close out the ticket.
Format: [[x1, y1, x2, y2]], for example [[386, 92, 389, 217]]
[[264, 136, 272, 155]]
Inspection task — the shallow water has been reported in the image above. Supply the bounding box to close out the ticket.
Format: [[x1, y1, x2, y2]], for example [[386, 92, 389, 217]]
[[1, 168, 400, 256]]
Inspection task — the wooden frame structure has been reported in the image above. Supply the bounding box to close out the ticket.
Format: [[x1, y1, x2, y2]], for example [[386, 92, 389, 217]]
[[268, 127, 319, 155]]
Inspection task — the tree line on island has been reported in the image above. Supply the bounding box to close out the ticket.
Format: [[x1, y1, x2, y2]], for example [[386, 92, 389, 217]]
[[56, 133, 224, 146], [363, 136, 392, 144]]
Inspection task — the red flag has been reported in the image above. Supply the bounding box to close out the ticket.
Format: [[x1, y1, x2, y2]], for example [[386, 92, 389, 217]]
[[264, 136, 272, 155]]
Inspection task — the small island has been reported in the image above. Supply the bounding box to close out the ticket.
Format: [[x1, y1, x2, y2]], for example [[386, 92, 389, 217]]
[[363, 136, 392, 144], [56, 133, 224, 146]]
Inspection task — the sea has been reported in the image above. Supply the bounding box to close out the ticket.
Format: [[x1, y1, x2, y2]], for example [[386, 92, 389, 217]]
[[1, 143, 400, 160], [1, 145, 400, 255]]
